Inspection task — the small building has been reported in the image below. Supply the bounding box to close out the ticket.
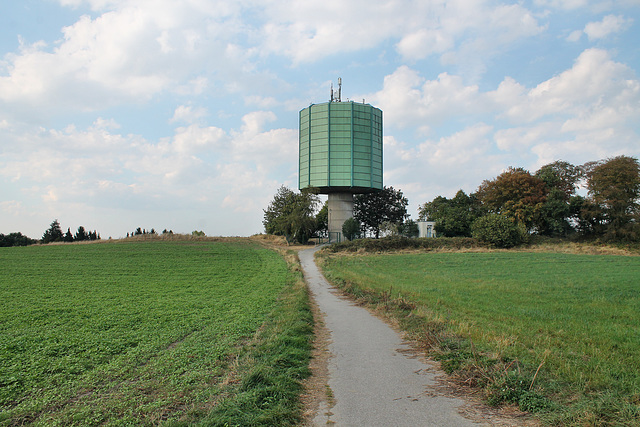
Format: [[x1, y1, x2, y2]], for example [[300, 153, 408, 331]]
[[417, 221, 437, 238]]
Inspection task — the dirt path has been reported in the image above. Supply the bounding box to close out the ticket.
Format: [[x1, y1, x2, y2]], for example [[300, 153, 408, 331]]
[[299, 246, 486, 426]]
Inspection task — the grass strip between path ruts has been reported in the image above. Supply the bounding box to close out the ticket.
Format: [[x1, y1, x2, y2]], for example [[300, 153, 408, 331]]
[[0, 239, 313, 426], [317, 245, 640, 426]]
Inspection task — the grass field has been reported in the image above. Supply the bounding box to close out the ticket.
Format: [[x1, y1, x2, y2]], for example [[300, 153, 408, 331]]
[[0, 239, 312, 426], [319, 249, 640, 425]]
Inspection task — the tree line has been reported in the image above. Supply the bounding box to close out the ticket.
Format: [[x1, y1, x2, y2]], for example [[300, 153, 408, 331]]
[[263, 185, 413, 243], [42, 219, 101, 243], [0, 220, 103, 247], [263, 155, 640, 247], [420, 156, 640, 246], [0, 232, 37, 247], [126, 227, 159, 237], [1, 221, 184, 247]]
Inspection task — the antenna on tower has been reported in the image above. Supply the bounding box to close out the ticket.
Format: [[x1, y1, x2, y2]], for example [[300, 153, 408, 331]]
[[330, 78, 343, 102]]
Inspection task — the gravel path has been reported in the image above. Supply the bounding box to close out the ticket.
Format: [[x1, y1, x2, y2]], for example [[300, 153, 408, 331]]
[[299, 246, 483, 426]]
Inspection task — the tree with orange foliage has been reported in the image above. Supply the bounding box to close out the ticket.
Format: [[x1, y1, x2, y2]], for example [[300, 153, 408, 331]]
[[476, 167, 547, 232]]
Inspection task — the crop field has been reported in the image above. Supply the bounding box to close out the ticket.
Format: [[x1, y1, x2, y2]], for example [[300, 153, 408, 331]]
[[319, 250, 640, 425], [0, 239, 312, 426]]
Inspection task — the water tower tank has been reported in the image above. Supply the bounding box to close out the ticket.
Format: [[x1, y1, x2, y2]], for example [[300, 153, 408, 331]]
[[299, 101, 382, 193], [299, 82, 383, 241]]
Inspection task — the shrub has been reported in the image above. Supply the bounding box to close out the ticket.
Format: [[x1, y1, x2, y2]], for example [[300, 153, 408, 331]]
[[325, 236, 480, 253], [471, 214, 527, 248], [342, 217, 361, 241]]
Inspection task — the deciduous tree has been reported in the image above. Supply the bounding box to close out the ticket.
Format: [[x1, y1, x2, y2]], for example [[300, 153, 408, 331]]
[[418, 190, 479, 237], [476, 167, 546, 232], [0, 232, 36, 247], [354, 186, 408, 238], [263, 186, 320, 243], [315, 202, 328, 238], [535, 160, 583, 200], [534, 161, 584, 236], [583, 155, 640, 240]]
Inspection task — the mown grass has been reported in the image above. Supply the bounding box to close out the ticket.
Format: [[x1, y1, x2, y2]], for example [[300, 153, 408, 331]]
[[318, 248, 640, 425], [0, 239, 312, 426]]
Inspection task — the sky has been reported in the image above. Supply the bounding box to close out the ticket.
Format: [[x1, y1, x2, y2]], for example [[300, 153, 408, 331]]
[[1, 0, 639, 239]]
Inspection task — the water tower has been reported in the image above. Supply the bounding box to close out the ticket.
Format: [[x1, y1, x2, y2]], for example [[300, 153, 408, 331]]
[[299, 79, 383, 241]]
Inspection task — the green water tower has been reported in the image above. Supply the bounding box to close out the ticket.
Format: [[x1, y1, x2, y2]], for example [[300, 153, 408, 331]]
[[299, 79, 383, 241]]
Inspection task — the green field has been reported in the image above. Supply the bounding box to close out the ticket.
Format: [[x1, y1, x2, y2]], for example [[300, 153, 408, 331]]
[[0, 239, 312, 426], [319, 250, 640, 425]]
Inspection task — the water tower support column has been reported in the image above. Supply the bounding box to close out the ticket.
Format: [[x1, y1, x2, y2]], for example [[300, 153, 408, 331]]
[[328, 192, 354, 242]]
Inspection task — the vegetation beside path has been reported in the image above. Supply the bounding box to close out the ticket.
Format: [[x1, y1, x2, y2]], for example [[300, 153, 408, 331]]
[[0, 237, 313, 426], [317, 237, 640, 426]]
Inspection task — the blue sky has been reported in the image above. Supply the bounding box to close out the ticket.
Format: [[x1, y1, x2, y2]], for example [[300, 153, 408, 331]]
[[1, 0, 639, 239]]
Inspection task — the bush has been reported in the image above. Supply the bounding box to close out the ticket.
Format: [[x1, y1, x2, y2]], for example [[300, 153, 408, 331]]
[[325, 236, 480, 253], [471, 214, 527, 248], [342, 217, 361, 241]]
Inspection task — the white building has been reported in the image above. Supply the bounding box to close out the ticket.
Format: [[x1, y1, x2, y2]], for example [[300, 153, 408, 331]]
[[417, 221, 437, 238]]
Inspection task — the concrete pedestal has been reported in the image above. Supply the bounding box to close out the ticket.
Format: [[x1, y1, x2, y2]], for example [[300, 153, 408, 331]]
[[328, 193, 354, 242]]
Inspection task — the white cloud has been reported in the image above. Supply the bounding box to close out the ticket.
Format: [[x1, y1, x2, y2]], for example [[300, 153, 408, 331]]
[[494, 123, 558, 152], [58, 0, 118, 9], [534, 0, 594, 10], [367, 66, 486, 131], [492, 48, 639, 123], [259, 0, 543, 69], [244, 95, 278, 109], [171, 124, 227, 154], [368, 47, 639, 181], [0, 1, 246, 113], [259, 0, 405, 62], [170, 105, 209, 124], [382, 124, 505, 210], [0, 0, 547, 120], [534, 0, 640, 12], [396, 29, 454, 60], [419, 123, 494, 167], [218, 162, 282, 214], [174, 77, 209, 96], [230, 112, 298, 169], [584, 14, 633, 40], [91, 117, 121, 130], [488, 48, 640, 164], [367, 66, 428, 129], [394, 2, 544, 82], [567, 29, 584, 41]]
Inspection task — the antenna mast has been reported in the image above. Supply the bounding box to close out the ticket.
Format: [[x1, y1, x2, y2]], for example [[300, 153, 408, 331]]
[[330, 78, 343, 102]]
